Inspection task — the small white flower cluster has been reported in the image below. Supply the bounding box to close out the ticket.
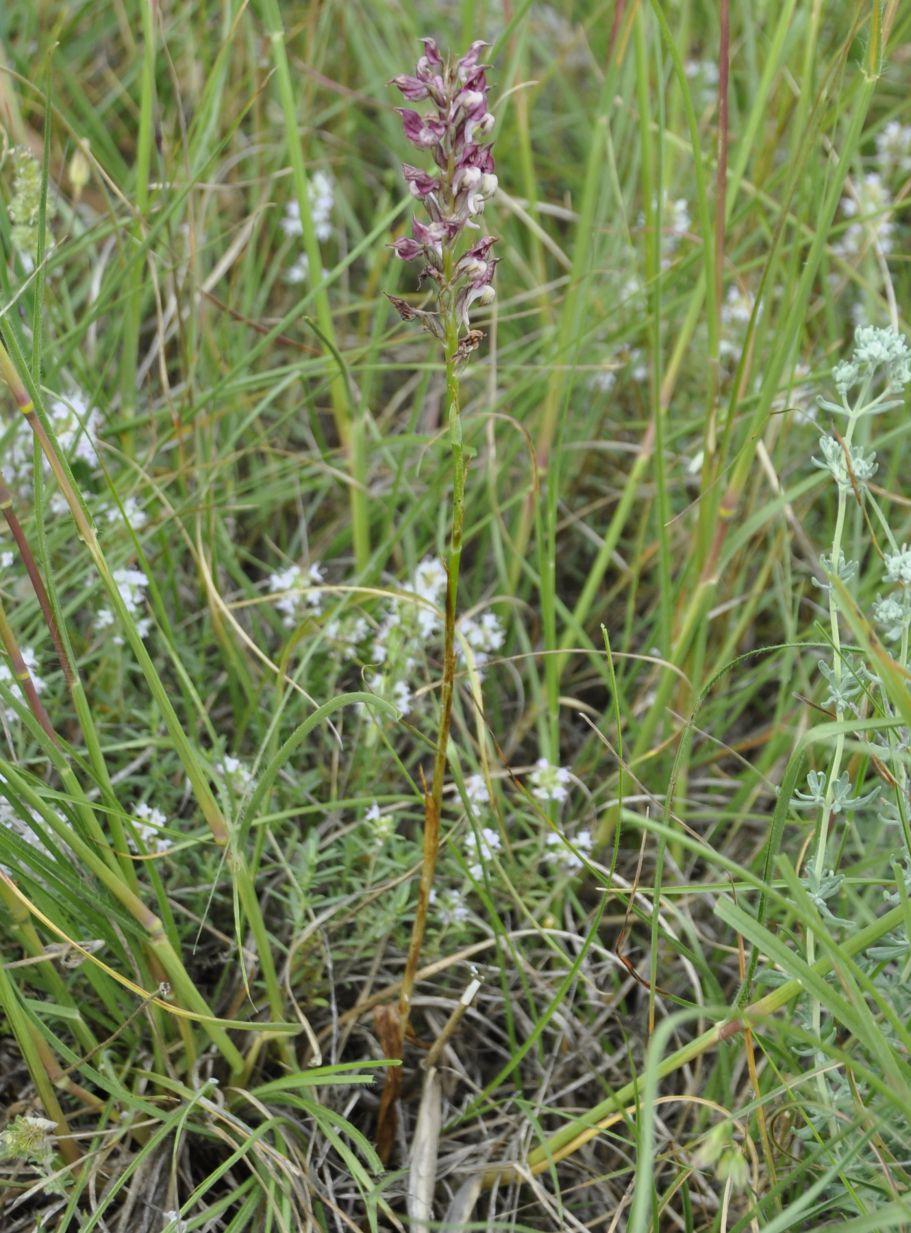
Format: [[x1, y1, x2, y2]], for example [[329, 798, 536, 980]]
[[458, 610, 504, 670], [529, 758, 572, 805], [363, 800, 395, 845], [465, 824, 502, 879], [463, 773, 489, 805], [100, 494, 148, 531], [544, 827, 593, 873], [884, 545, 911, 585], [131, 802, 169, 853], [364, 556, 503, 719], [873, 593, 911, 643], [5, 390, 101, 491], [835, 173, 894, 260], [429, 884, 470, 926], [589, 367, 617, 394], [281, 170, 336, 283], [265, 554, 505, 718], [811, 435, 877, 492], [876, 120, 911, 179], [281, 170, 335, 241], [875, 537, 911, 645], [831, 325, 911, 397], [268, 562, 325, 626], [410, 557, 448, 636], [215, 755, 255, 794], [96, 566, 151, 641]]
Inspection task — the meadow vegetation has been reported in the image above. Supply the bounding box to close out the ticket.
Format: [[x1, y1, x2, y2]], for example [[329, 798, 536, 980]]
[[1, 2, 910, 1230]]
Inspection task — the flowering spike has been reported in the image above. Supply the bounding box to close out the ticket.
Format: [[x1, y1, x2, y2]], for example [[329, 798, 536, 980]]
[[387, 40, 498, 353]]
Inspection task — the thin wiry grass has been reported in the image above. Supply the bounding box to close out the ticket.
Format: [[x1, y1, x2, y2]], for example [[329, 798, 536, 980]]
[[0, 1, 910, 1230]]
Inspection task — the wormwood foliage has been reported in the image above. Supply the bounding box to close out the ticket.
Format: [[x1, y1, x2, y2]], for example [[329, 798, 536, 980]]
[[0, 3, 910, 1231]]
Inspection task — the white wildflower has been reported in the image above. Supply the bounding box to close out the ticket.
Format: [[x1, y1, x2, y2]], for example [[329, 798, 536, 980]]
[[885, 545, 911, 586], [49, 391, 100, 467], [852, 324, 911, 384], [639, 192, 690, 268], [104, 494, 148, 530], [458, 610, 504, 668], [111, 566, 151, 639], [4, 388, 101, 491], [409, 557, 447, 637], [544, 827, 593, 873], [285, 253, 309, 284], [132, 802, 169, 853], [873, 593, 910, 642], [412, 557, 447, 602], [216, 755, 255, 792], [530, 758, 572, 804], [364, 800, 394, 844], [464, 773, 489, 806], [281, 170, 335, 242], [466, 825, 501, 879], [876, 120, 911, 178], [391, 679, 412, 715], [664, 196, 690, 253], [268, 561, 324, 625], [430, 885, 470, 926]]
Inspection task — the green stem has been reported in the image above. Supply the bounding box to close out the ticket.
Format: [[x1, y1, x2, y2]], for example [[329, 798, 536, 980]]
[[399, 257, 464, 1037]]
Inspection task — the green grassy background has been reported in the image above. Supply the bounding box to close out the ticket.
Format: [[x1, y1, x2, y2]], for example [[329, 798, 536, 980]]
[[0, 1, 910, 1230]]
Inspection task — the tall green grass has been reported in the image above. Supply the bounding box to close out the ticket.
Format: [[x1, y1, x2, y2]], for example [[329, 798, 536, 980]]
[[0, 1, 910, 1229]]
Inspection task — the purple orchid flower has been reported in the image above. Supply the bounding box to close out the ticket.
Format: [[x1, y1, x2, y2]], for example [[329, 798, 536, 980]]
[[388, 40, 498, 352]]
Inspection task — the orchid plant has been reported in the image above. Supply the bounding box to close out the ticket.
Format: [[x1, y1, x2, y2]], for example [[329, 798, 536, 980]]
[[386, 38, 499, 1044]]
